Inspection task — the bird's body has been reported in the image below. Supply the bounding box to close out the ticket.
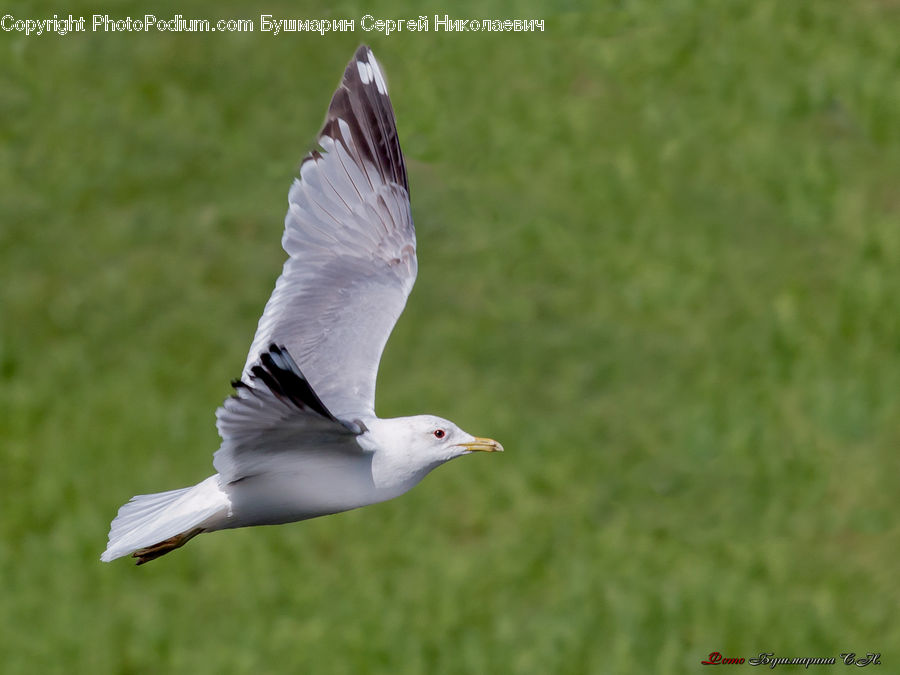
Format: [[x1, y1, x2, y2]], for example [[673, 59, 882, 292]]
[[221, 415, 462, 529], [101, 46, 501, 565]]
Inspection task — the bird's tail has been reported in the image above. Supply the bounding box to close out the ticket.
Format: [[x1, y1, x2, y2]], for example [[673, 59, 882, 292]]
[[101, 475, 230, 564]]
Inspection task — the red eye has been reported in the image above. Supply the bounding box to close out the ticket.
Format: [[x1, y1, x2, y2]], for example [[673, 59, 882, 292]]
[[433, 429, 446, 439]]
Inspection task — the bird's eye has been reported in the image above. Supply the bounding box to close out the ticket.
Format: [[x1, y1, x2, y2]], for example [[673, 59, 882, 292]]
[[433, 429, 446, 439]]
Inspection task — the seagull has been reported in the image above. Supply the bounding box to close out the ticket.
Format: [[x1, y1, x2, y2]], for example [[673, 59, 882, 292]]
[[101, 45, 502, 565]]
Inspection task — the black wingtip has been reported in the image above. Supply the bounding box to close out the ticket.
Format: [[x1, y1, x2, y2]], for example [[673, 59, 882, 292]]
[[243, 345, 337, 421], [315, 44, 408, 194]]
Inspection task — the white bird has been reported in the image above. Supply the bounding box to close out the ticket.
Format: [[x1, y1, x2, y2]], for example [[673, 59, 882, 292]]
[[102, 45, 502, 565]]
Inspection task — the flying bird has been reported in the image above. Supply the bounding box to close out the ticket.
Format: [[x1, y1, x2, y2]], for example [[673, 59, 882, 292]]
[[102, 45, 502, 565]]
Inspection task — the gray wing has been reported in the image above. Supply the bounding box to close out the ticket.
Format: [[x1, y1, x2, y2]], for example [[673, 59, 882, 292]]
[[241, 45, 416, 421], [215, 344, 361, 483]]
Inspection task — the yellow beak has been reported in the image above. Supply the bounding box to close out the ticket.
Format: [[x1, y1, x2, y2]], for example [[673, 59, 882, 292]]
[[458, 437, 504, 453]]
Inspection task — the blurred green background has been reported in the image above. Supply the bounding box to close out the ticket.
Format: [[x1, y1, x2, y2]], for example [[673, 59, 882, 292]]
[[2, 0, 899, 672]]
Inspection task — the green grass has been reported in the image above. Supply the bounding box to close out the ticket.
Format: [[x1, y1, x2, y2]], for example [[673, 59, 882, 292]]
[[2, 0, 899, 672]]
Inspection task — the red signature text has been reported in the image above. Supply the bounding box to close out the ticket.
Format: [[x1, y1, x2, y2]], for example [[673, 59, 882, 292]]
[[702, 652, 746, 665]]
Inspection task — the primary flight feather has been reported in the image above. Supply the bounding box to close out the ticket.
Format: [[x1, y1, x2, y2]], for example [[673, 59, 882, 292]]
[[102, 45, 502, 565]]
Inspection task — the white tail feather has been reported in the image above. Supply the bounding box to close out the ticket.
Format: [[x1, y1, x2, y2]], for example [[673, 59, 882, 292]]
[[101, 475, 230, 562]]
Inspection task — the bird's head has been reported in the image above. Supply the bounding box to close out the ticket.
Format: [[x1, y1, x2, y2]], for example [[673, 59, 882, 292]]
[[364, 415, 502, 486], [410, 414, 504, 462]]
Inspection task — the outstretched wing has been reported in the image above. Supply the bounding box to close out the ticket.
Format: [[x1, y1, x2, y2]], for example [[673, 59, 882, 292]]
[[215, 344, 361, 483], [241, 45, 416, 421]]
